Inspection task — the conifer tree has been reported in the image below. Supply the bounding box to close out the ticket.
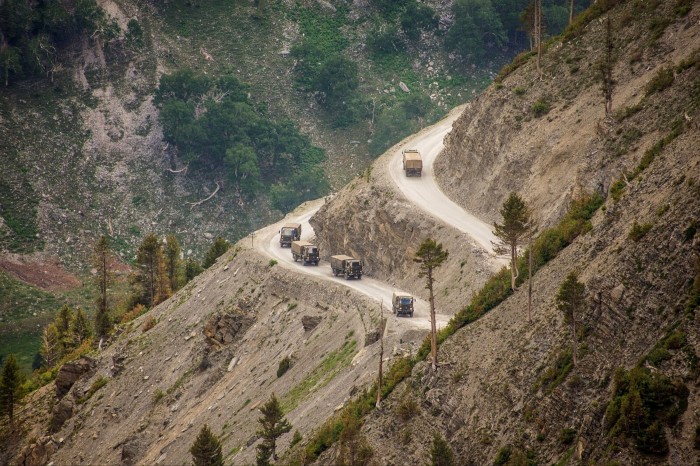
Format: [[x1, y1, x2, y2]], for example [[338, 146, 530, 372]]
[[336, 413, 373, 466], [71, 307, 92, 346], [556, 272, 586, 367], [493, 192, 530, 292], [414, 238, 449, 371], [40, 323, 60, 369], [185, 256, 204, 283], [93, 236, 113, 338], [55, 305, 74, 355], [203, 237, 230, 269], [256, 393, 292, 464], [135, 233, 168, 307], [189, 424, 223, 466], [0, 354, 24, 431], [164, 234, 184, 293], [429, 432, 455, 466]]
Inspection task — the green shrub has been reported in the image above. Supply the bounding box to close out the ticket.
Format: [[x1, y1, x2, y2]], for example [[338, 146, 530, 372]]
[[628, 221, 653, 241], [645, 67, 674, 96], [268, 259, 278, 267], [277, 356, 292, 377], [531, 99, 550, 117], [605, 367, 688, 455], [559, 428, 576, 445], [397, 397, 419, 421], [77, 376, 108, 404], [538, 350, 574, 394], [513, 86, 527, 96], [493, 445, 511, 465]]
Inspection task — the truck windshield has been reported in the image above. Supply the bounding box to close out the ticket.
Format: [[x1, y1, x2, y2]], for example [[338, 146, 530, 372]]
[[308, 247, 317, 254], [281, 228, 294, 236], [400, 297, 412, 305]]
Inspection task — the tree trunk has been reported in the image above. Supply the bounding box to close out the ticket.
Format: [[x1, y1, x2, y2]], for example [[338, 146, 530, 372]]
[[569, 0, 574, 25], [510, 243, 519, 291], [428, 268, 438, 371], [527, 228, 533, 323], [572, 313, 578, 367]]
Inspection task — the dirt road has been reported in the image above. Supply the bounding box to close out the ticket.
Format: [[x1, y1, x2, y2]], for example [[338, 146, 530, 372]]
[[250, 106, 505, 339]]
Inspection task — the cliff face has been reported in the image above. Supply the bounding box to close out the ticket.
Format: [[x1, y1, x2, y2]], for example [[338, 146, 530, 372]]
[[313, 1, 700, 464]]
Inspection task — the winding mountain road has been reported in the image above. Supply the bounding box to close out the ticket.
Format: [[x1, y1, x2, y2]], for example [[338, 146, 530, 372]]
[[253, 106, 501, 333]]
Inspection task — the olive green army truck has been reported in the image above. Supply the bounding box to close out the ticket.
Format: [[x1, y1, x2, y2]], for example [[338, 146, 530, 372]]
[[279, 223, 301, 247], [330, 255, 363, 280], [291, 240, 320, 265], [392, 292, 414, 317], [402, 149, 422, 177]]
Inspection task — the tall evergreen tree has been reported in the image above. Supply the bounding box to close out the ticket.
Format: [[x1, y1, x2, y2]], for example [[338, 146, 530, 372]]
[[93, 236, 113, 338], [0, 354, 24, 431], [40, 323, 60, 369], [135, 233, 168, 307], [164, 235, 183, 293], [71, 307, 92, 346], [493, 192, 530, 292], [189, 424, 223, 466], [185, 256, 204, 283], [556, 271, 586, 367], [55, 305, 74, 355], [256, 393, 292, 464], [414, 239, 449, 371]]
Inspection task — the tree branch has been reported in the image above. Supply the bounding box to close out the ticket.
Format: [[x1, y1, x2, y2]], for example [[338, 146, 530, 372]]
[[187, 182, 221, 210]]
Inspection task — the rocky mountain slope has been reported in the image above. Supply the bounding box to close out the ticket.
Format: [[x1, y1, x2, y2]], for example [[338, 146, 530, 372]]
[[3, 1, 699, 465], [309, 1, 700, 464]]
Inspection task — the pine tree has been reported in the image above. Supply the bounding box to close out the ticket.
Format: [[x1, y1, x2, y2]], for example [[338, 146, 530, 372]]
[[335, 413, 373, 466], [493, 192, 530, 292], [0, 354, 25, 432], [70, 307, 92, 346], [414, 239, 449, 371], [164, 234, 183, 293], [55, 305, 75, 355], [256, 393, 292, 464], [93, 236, 113, 338], [189, 424, 223, 466], [429, 432, 455, 466], [135, 233, 167, 307], [185, 256, 204, 283], [556, 272, 586, 367], [40, 323, 60, 369], [203, 237, 230, 269]]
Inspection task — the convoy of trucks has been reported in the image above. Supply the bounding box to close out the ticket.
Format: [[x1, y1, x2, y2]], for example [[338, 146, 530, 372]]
[[329, 255, 363, 280], [291, 240, 320, 265], [275, 150, 427, 313], [279, 223, 302, 247], [392, 292, 414, 317], [402, 149, 422, 177]]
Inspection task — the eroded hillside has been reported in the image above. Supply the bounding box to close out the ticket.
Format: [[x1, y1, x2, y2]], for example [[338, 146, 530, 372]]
[[309, 1, 700, 464]]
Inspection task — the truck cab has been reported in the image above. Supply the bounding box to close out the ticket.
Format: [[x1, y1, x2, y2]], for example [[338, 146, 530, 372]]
[[392, 292, 414, 317], [279, 223, 302, 247]]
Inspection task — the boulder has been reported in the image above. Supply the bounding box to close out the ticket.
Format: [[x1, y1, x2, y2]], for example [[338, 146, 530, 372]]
[[55, 357, 95, 398], [302, 315, 322, 332], [49, 397, 74, 432], [15, 436, 57, 466]]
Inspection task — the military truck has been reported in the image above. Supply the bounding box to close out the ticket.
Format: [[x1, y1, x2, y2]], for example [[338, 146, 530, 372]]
[[279, 223, 301, 247], [392, 292, 414, 317], [330, 255, 363, 280], [402, 149, 422, 177], [291, 240, 320, 265]]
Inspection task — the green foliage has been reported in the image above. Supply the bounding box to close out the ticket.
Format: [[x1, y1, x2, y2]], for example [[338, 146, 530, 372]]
[[605, 367, 688, 455], [628, 221, 653, 242], [190, 424, 224, 466], [538, 350, 574, 394], [203, 237, 231, 269], [401, 2, 439, 41], [531, 99, 551, 117], [397, 395, 419, 422], [77, 376, 108, 404], [645, 331, 688, 367], [0, 354, 24, 430], [290, 430, 302, 448], [367, 24, 404, 57], [493, 445, 512, 465], [645, 67, 674, 96], [156, 70, 329, 201], [185, 257, 204, 283], [369, 95, 440, 157], [257, 393, 292, 464], [429, 432, 455, 466], [445, 0, 506, 62], [0, 0, 116, 85], [559, 428, 576, 445], [277, 356, 291, 377], [335, 412, 374, 466]]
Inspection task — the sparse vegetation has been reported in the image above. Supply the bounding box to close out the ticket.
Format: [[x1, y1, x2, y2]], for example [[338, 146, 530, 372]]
[[538, 350, 574, 394], [277, 356, 291, 378], [628, 221, 653, 242], [77, 376, 108, 404], [605, 367, 688, 455], [531, 99, 551, 117]]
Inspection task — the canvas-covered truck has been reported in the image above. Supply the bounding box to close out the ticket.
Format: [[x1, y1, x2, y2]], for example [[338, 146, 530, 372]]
[[279, 223, 301, 247], [402, 149, 422, 177], [392, 292, 414, 317], [291, 241, 320, 265], [330, 255, 363, 280]]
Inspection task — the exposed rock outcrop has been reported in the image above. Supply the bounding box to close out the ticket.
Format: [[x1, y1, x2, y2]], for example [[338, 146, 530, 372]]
[[54, 357, 95, 398]]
